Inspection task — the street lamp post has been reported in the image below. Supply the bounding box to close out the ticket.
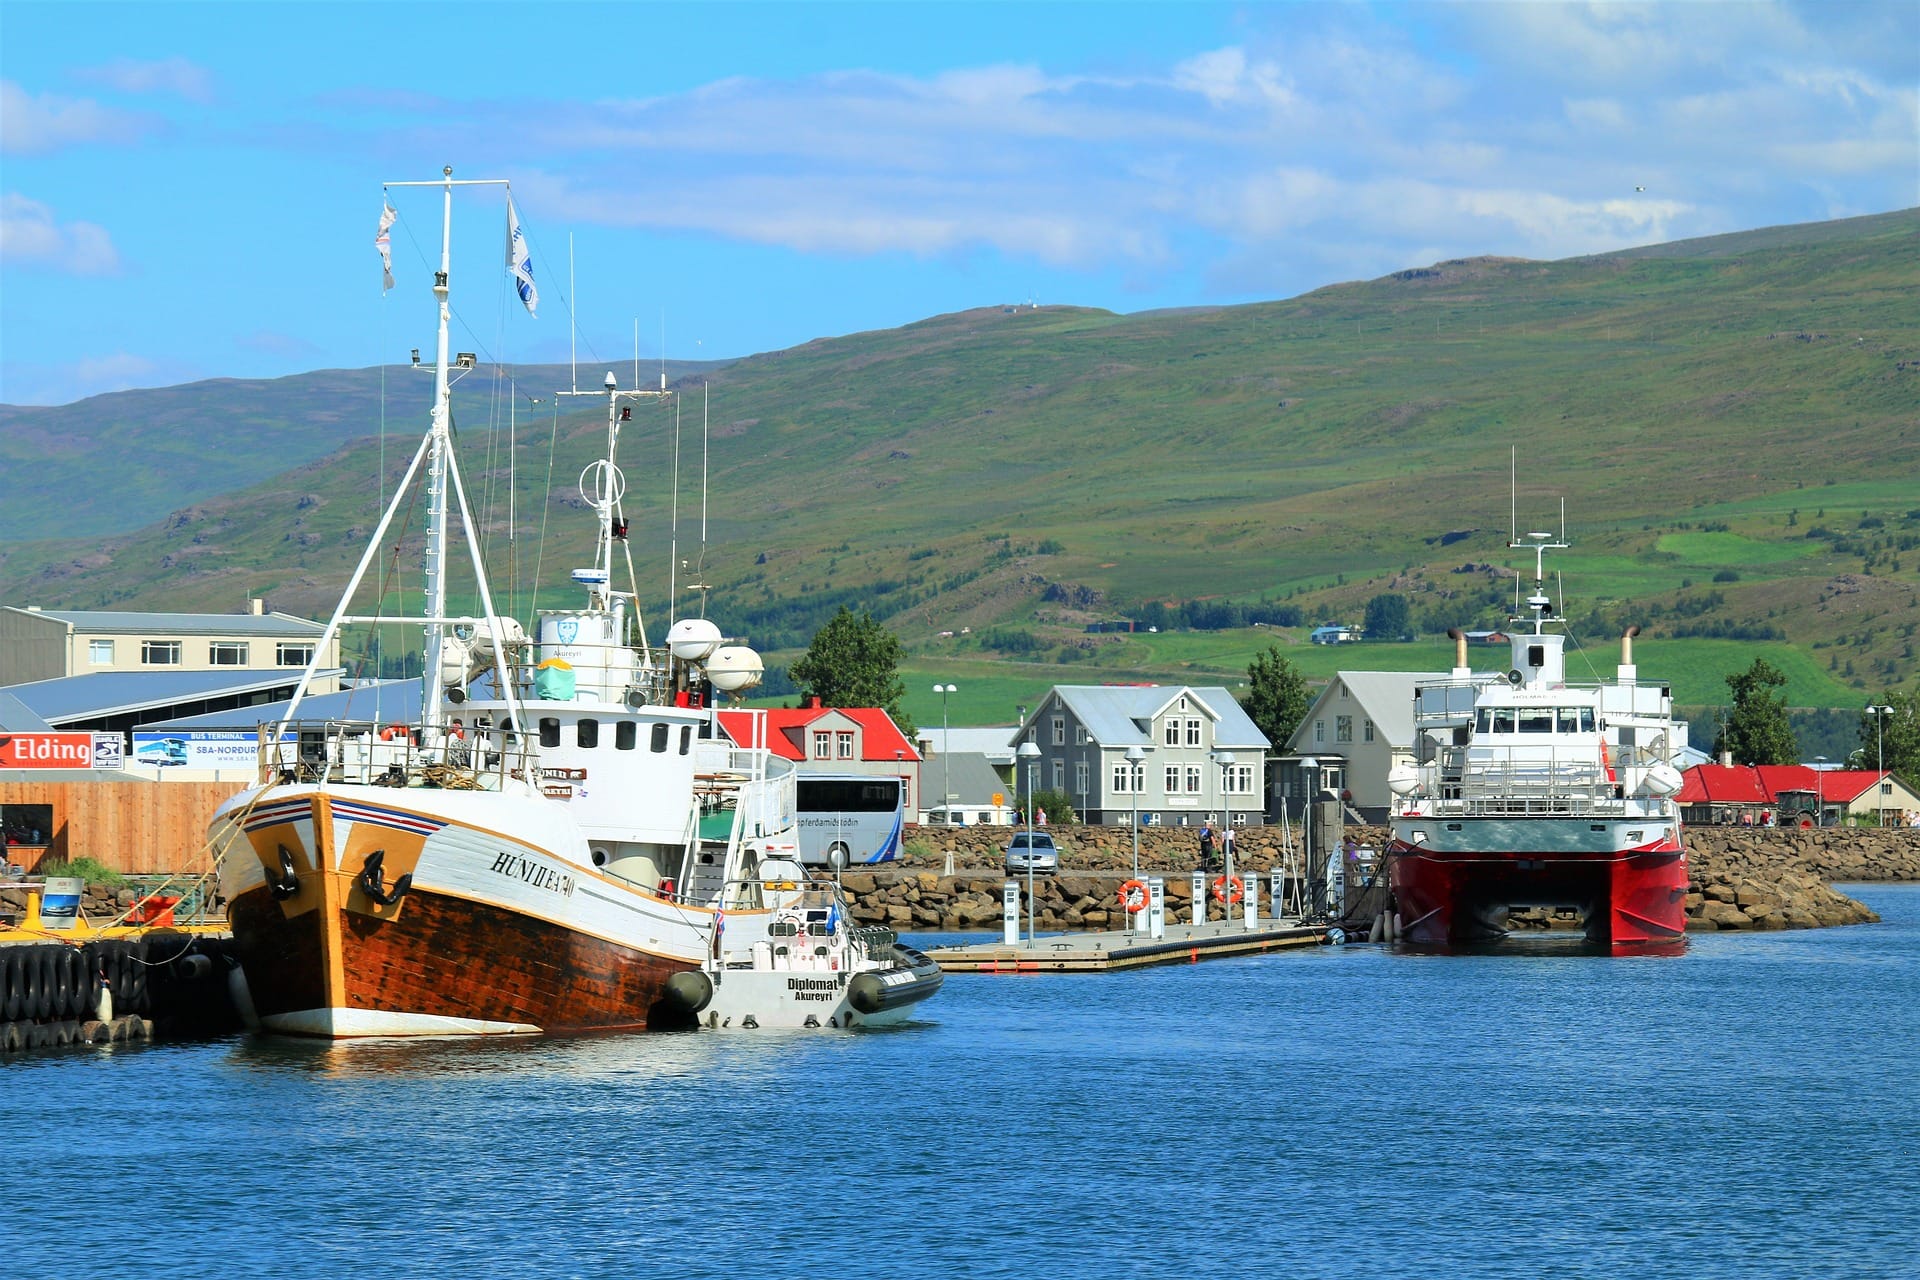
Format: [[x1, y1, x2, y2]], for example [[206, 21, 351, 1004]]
[[1869, 704, 1893, 826], [1814, 755, 1827, 827], [1017, 741, 1041, 945], [1126, 745, 1148, 882], [933, 683, 956, 822], [1299, 756, 1319, 919], [1212, 749, 1236, 903]]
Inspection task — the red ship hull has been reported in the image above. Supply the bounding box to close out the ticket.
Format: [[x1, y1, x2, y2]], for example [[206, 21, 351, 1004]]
[[1386, 834, 1688, 950]]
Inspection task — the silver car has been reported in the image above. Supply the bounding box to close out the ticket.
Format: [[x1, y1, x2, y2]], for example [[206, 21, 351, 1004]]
[[1004, 831, 1060, 874]]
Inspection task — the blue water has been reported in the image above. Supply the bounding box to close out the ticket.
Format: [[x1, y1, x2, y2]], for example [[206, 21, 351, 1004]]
[[16, 886, 1919, 1280]]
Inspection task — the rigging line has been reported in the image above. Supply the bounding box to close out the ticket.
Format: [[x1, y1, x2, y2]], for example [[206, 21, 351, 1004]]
[[669, 393, 682, 626], [528, 396, 561, 621]]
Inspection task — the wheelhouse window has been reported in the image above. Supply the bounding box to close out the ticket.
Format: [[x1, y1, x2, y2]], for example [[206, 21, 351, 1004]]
[[88, 639, 114, 665], [209, 641, 249, 666], [680, 726, 692, 755], [141, 640, 182, 665], [539, 718, 561, 748], [652, 723, 670, 753], [576, 718, 599, 748], [277, 642, 315, 666], [615, 721, 637, 751], [1517, 710, 1554, 734]]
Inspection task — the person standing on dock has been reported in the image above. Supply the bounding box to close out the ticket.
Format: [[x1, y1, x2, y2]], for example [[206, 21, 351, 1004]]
[[1199, 824, 1215, 871]]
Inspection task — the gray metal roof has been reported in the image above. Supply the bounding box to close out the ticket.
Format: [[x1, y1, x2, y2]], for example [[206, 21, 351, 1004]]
[[148, 679, 421, 730], [5, 607, 325, 636], [1047, 685, 1269, 750], [0, 690, 53, 732], [1285, 670, 1442, 752], [918, 725, 1019, 764], [924, 752, 1013, 806], [8, 669, 338, 722]]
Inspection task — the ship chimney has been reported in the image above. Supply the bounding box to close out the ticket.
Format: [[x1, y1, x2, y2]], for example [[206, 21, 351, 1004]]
[[1446, 627, 1470, 677], [1619, 625, 1640, 685]]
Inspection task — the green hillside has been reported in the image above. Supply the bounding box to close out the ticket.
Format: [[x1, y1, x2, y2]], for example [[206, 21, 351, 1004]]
[[2, 209, 1915, 711]]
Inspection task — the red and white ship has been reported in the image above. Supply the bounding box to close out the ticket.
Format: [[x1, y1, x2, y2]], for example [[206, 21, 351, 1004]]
[[1385, 527, 1689, 949]]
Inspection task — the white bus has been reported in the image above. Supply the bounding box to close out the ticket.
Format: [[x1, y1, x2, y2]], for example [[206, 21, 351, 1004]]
[[795, 773, 904, 868]]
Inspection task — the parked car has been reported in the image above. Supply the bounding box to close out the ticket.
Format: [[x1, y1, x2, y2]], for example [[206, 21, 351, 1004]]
[[1004, 831, 1059, 875]]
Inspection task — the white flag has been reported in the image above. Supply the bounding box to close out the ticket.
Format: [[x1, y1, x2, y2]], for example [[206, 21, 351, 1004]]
[[375, 202, 396, 292], [506, 197, 538, 317]]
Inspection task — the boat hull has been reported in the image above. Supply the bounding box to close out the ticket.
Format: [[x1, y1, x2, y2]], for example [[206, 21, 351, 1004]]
[[216, 785, 708, 1038], [1387, 822, 1688, 950]]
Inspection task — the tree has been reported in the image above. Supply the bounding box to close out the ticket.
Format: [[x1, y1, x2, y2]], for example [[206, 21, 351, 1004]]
[[1713, 658, 1797, 765], [1363, 592, 1411, 640], [1860, 690, 1920, 783], [1240, 645, 1312, 761], [788, 606, 912, 733]]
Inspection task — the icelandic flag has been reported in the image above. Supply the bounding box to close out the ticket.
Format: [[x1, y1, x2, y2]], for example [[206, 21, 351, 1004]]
[[376, 202, 396, 292], [506, 197, 538, 317]]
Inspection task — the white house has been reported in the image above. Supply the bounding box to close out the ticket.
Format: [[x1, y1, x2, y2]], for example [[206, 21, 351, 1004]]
[[1276, 670, 1442, 823]]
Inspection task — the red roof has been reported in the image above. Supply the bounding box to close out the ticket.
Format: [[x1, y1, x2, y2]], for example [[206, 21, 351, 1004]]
[[714, 707, 921, 763], [1677, 765, 1769, 805], [1681, 764, 1884, 805]]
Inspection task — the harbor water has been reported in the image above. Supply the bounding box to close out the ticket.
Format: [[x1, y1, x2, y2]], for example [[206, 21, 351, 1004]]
[[16, 885, 1918, 1279]]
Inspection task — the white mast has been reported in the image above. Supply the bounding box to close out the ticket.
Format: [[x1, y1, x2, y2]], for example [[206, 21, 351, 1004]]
[[421, 168, 456, 732]]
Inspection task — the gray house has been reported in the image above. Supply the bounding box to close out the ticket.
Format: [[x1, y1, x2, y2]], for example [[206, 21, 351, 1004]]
[[1012, 685, 1269, 826]]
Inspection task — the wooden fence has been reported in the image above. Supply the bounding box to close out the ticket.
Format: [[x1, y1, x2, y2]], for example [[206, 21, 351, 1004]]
[[1, 780, 246, 875]]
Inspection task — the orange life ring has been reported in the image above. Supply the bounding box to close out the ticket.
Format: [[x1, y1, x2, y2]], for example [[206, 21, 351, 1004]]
[[1118, 879, 1149, 913], [1210, 874, 1244, 905], [379, 723, 406, 741]]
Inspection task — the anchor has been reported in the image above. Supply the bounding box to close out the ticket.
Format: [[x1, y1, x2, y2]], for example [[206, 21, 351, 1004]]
[[357, 849, 413, 907], [266, 844, 301, 900]]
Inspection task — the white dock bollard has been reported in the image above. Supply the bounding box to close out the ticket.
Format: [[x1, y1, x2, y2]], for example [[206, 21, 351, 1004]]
[[1270, 866, 1286, 920], [1147, 877, 1166, 940], [1243, 872, 1257, 931], [1191, 870, 1207, 926], [1002, 881, 1020, 947]]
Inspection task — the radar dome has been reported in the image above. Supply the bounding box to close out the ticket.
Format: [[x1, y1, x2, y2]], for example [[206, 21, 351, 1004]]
[[705, 645, 764, 692], [666, 618, 723, 662]]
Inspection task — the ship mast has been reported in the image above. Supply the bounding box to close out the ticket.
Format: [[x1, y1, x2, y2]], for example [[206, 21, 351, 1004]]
[[421, 169, 457, 731]]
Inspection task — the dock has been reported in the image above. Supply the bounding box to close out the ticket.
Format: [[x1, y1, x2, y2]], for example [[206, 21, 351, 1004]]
[[927, 918, 1328, 972]]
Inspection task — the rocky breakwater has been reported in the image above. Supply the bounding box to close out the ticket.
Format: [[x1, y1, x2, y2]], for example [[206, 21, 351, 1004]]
[[1682, 826, 1918, 932], [837, 869, 1242, 932]]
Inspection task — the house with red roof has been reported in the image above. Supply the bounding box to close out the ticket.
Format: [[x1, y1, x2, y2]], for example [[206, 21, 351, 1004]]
[[714, 701, 923, 813], [1679, 763, 1920, 827]]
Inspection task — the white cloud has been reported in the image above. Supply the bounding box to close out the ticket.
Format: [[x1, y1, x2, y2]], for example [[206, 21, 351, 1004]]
[[0, 80, 150, 153], [0, 352, 168, 406], [74, 56, 213, 103], [0, 193, 121, 274]]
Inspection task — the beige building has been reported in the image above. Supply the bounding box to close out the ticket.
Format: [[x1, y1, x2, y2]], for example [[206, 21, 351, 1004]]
[[1276, 670, 1438, 823], [0, 604, 338, 693]]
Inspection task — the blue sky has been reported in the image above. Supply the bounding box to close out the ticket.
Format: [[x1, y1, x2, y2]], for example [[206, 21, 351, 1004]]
[[2, 1, 1914, 406]]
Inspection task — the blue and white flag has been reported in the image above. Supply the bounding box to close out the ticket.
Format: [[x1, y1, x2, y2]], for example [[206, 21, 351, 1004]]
[[506, 197, 538, 317], [376, 201, 396, 292]]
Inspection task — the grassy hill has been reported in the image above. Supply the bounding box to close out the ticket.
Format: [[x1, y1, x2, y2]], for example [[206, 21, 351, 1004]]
[[2, 209, 1915, 712]]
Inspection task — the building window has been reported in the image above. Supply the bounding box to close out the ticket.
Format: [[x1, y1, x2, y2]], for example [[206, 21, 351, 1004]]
[[141, 640, 182, 666], [1076, 726, 1090, 745], [1231, 764, 1255, 794], [209, 641, 249, 666], [1364, 720, 1375, 743], [88, 639, 114, 665], [1111, 762, 1132, 793], [1336, 715, 1353, 743], [1881, 781, 1893, 795], [1185, 765, 1202, 794], [1163, 719, 1180, 747], [277, 642, 315, 666], [1165, 765, 1182, 793], [1051, 760, 1064, 789], [577, 718, 599, 749], [836, 731, 855, 760], [1052, 716, 1066, 746], [1074, 759, 1089, 796], [615, 721, 637, 751], [1185, 718, 1201, 747], [812, 731, 832, 759], [1314, 719, 1325, 743]]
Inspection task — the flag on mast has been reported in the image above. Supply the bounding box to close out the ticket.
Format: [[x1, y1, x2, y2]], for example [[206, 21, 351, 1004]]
[[506, 197, 538, 317], [376, 202, 396, 292]]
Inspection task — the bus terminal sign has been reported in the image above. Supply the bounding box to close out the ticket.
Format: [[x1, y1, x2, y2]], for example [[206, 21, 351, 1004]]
[[0, 732, 105, 770]]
